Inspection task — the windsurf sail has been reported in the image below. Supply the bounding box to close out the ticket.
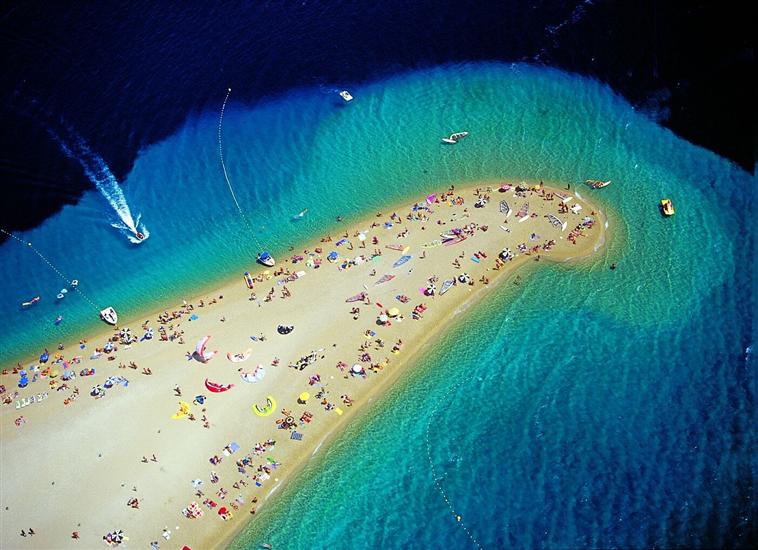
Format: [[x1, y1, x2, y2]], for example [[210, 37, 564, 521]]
[[22, 296, 41, 308], [194, 336, 218, 363], [393, 255, 412, 268], [345, 292, 367, 303], [375, 274, 396, 286], [227, 349, 252, 363], [205, 378, 233, 393]]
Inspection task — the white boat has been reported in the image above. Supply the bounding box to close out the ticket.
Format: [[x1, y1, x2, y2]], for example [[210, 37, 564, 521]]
[[257, 252, 275, 267], [100, 307, 118, 326], [339, 90, 353, 102], [441, 131, 469, 144]]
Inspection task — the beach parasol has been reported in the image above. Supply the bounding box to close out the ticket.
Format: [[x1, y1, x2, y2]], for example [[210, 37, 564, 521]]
[[387, 307, 400, 317], [358, 232, 366, 241], [378, 314, 389, 324], [351, 364, 363, 374], [298, 392, 310, 402]]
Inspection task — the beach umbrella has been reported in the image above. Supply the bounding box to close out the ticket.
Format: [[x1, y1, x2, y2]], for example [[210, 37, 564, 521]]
[[351, 364, 363, 374], [378, 314, 388, 324], [358, 232, 366, 242], [299, 392, 310, 402], [387, 307, 400, 317], [218, 507, 228, 515]]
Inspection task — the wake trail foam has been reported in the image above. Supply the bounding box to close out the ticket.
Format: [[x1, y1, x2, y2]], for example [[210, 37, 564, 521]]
[[45, 123, 148, 242]]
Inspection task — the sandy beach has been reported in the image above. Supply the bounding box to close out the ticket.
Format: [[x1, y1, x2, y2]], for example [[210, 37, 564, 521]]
[[1, 181, 607, 549]]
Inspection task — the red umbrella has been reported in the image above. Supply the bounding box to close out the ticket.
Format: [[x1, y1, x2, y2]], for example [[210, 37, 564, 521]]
[[218, 507, 228, 515]]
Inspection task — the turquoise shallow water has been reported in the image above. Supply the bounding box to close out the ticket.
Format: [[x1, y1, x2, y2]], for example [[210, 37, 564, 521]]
[[1, 63, 754, 548]]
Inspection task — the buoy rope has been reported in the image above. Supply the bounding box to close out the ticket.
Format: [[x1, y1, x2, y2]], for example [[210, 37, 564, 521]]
[[425, 379, 484, 549], [218, 88, 260, 254], [1, 228, 100, 312]]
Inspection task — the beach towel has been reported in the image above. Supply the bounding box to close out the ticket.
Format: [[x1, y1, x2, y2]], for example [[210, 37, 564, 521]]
[[291, 431, 303, 441]]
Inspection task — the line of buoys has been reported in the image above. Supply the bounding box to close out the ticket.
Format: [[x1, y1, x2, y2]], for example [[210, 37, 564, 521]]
[[217, 88, 260, 255], [1, 227, 100, 313], [425, 381, 483, 549]]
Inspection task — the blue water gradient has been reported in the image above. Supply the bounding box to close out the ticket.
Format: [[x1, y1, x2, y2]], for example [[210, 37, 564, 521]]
[[1, 63, 753, 548]]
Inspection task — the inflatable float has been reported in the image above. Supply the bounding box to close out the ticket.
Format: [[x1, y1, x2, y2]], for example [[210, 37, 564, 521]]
[[252, 396, 276, 417]]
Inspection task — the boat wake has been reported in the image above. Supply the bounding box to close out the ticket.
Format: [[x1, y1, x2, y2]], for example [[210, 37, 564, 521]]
[[46, 124, 148, 244]]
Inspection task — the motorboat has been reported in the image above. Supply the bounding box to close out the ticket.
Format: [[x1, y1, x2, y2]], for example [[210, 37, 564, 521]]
[[585, 179, 611, 189], [441, 131, 469, 144], [660, 198, 675, 216], [135, 231, 145, 240], [339, 90, 353, 102], [257, 251, 275, 267], [100, 307, 118, 325]]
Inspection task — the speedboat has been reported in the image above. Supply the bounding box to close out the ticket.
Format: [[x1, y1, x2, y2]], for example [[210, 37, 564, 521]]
[[100, 307, 118, 325], [339, 90, 353, 102], [660, 198, 675, 216], [135, 232, 145, 240], [257, 251, 275, 267], [585, 179, 611, 189], [441, 131, 469, 144]]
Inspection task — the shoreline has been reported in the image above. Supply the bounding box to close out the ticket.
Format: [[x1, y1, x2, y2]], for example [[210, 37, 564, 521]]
[[222, 232, 609, 549], [1, 181, 609, 549], [1, 179, 611, 370]]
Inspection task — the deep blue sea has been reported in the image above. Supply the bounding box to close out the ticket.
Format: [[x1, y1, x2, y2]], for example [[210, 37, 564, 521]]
[[1, 2, 755, 548]]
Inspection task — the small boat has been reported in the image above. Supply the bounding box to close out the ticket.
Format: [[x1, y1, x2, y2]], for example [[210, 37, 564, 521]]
[[257, 252, 275, 267], [660, 198, 675, 216], [100, 307, 118, 325], [441, 131, 469, 144], [585, 179, 611, 189], [54, 315, 63, 325], [21, 296, 40, 308], [57, 293, 65, 300], [339, 90, 353, 102], [292, 208, 308, 220], [71, 279, 79, 288], [440, 279, 455, 295]]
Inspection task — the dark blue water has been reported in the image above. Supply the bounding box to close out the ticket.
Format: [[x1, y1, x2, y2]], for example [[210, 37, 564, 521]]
[[1, 1, 753, 237]]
